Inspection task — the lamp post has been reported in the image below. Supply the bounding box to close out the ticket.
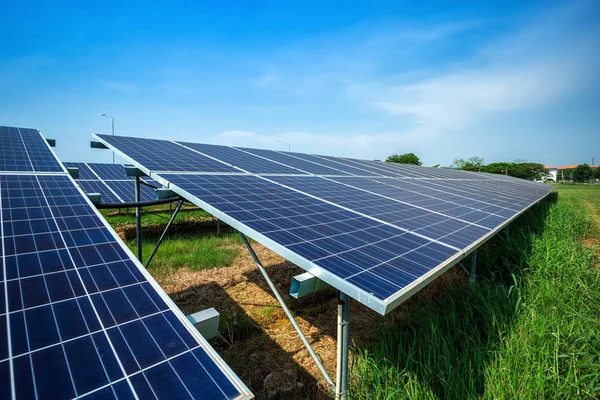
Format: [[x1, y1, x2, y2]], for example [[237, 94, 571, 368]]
[[99, 113, 115, 163], [278, 140, 290, 152]]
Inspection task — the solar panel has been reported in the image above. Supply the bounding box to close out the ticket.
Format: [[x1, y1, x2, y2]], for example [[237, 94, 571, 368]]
[[65, 163, 165, 204], [104, 180, 157, 202], [1, 126, 252, 399], [0, 127, 63, 173], [94, 133, 553, 315], [178, 142, 303, 175], [96, 136, 239, 174], [234, 147, 353, 176], [88, 163, 131, 180], [77, 180, 122, 203], [63, 162, 98, 180]]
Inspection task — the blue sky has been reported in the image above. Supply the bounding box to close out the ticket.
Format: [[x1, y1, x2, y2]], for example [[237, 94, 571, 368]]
[[1, 0, 598, 166]]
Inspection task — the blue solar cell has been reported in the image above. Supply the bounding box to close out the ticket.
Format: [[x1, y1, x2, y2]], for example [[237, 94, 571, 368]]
[[280, 151, 380, 176], [0, 126, 63, 172], [235, 147, 353, 175], [160, 173, 460, 300], [87, 163, 129, 180], [178, 141, 304, 174], [77, 180, 121, 203], [63, 162, 98, 179], [104, 180, 156, 202], [96, 134, 239, 173], [0, 173, 250, 398]]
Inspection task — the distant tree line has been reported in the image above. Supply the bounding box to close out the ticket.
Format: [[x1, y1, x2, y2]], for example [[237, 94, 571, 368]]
[[560, 164, 600, 183], [384, 153, 600, 182]]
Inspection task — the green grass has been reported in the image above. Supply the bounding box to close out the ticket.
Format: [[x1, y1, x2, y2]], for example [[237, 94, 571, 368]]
[[350, 185, 600, 399], [130, 233, 241, 277], [102, 204, 239, 277], [101, 203, 211, 228]]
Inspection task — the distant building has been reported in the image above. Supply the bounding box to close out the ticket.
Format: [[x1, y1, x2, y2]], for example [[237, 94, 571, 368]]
[[544, 164, 598, 182]]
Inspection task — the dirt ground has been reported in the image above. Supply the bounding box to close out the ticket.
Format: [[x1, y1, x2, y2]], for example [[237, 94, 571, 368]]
[[125, 229, 467, 399]]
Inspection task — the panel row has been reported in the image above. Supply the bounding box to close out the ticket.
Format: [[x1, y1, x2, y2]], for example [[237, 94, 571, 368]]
[[0, 174, 248, 399]]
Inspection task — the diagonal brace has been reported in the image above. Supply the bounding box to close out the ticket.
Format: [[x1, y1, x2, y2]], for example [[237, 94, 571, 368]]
[[237, 232, 336, 392], [145, 199, 184, 268]]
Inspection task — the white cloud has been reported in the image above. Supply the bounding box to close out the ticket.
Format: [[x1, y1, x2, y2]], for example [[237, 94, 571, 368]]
[[348, 1, 600, 130]]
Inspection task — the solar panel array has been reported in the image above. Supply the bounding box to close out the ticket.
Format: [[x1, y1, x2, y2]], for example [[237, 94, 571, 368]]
[[1, 127, 252, 399], [95, 133, 553, 315], [63, 162, 160, 203]]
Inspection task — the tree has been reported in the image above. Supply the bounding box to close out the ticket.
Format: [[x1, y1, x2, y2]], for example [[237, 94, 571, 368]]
[[595, 167, 600, 181], [572, 164, 593, 183], [452, 156, 485, 171], [483, 161, 546, 180], [386, 153, 421, 165]]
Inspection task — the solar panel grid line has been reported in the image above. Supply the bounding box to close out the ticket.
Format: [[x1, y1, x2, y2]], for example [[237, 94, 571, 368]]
[[439, 180, 547, 204], [37, 174, 250, 396], [385, 177, 523, 215], [365, 177, 513, 221], [380, 187, 551, 311], [77, 179, 123, 203], [423, 179, 539, 205], [272, 151, 382, 177], [176, 142, 305, 175], [0, 176, 17, 398], [235, 147, 354, 176], [152, 173, 394, 314], [83, 162, 105, 181], [314, 155, 392, 177], [17, 128, 66, 174], [330, 176, 506, 228], [29, 174, 139, 398], [254, 175, 463, 252], [266, 175, 487, 249], [62, 175, 252, 399], [225, 145, 316, 175], [94, 134, 241, 175], [333, 157, 411, 177]]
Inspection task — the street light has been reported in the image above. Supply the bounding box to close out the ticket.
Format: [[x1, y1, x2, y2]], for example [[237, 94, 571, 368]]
[[99, 113, 115, 163], [278, 140, 290, 152]]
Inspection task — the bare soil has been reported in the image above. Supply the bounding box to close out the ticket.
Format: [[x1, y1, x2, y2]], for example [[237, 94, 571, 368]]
[[582, 200, 600, 263], [134, 234, 467, 399]]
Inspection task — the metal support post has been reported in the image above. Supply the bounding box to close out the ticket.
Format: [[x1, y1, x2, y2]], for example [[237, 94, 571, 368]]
[[216, 218, 221, 235], [135, 176, 142, 263], [340, 292, 350, 400], [237, 232, 335, 392], [470, 250, 477, 283], [145, 200, 184, 268], [505, 224, 510, 241]]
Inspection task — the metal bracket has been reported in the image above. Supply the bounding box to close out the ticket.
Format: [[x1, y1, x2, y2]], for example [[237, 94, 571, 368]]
[[86, 193, 101, 204], [125, 166, 147, 177], [90, 141, 109, 149], [290, 272, 330, 299], [46, 138, 56, 147], [66, 167, 79, 179], [187, 308, 220, 340]]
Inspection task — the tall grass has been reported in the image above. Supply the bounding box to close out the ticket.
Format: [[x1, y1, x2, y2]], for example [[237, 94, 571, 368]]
[[351, 189, 600, 399]]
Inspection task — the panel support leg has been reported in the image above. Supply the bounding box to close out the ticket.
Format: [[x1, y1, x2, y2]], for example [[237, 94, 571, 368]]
[[336, 292, 350, 400], [506, 224, 510, 241], [470, 250, 477, 283], [216, 218, 221, 235], [237, 232, 335, 392], [145, 199, 184, 268], [135, 176, 142, 263]]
